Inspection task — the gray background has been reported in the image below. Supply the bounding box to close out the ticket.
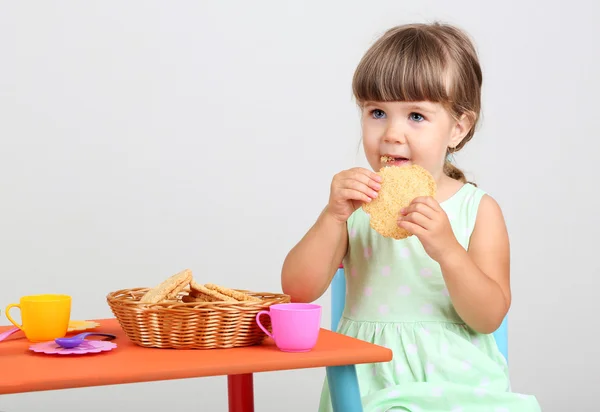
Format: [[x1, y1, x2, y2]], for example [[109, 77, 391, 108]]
[[1, 1, 598, 411]]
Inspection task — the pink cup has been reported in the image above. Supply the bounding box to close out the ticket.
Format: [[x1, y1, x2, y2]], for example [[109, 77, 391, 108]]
[[256, 303, 322, 352]]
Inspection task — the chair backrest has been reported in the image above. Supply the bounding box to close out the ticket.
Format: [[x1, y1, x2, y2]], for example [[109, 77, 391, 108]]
[[331, 266, 508, 362]]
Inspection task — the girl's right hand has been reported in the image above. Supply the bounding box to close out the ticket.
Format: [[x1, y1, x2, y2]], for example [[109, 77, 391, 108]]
[[326, 167, 382, 224]]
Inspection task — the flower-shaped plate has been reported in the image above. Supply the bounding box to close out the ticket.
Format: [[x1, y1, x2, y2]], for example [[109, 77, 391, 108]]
[[29, 340, 117, 355]]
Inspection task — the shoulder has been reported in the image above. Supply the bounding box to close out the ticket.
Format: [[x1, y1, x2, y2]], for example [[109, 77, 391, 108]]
[[469, 193, 509, 249], [476, 194, 506, 228]]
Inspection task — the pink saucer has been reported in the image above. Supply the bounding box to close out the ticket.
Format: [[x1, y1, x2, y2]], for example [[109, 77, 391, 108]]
[[29, 340, 117, 355]]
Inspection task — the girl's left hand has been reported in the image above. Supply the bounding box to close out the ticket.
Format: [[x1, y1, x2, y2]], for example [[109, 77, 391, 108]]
[[397, 196, 461, 263]]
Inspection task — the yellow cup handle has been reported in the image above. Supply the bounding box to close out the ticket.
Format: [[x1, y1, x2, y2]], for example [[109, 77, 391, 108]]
[[5, 304, 24, 331]]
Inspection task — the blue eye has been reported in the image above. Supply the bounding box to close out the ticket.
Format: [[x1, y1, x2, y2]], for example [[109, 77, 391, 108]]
[[409, 112, 425, 122], [370, 109, 386, 119]]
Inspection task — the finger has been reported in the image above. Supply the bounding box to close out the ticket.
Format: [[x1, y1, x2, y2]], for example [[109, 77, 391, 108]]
[[353, 167, 383, 184], [346, 167, 383, 187], [349, 169, 382, 191], [335, 170, 379, 193], [398, 210, 431, 230], [411, 196, 442, 211], [339, 188, 373, 204], [339, 177, 379, 199], [400, 201, 436, 220], [397, 220, 425, 237]]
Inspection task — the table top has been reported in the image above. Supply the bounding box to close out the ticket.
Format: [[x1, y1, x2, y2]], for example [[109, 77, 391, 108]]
[[0, 318, 392, 394]]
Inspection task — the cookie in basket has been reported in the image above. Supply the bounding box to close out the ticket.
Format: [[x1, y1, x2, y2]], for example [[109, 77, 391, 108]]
[[189, 280, 237, 302], [362, 164, 436, 240], [139, 269, 193, 304], [205, 283, 261, 302]]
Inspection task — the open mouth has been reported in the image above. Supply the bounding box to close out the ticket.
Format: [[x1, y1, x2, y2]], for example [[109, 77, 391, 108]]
[[381, 155, 409, 164]]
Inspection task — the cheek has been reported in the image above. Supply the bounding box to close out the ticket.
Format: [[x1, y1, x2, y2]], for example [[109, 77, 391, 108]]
[[407, 138, 428, 156], [361, 125, 380, 151], [408, 136, 445, 165]]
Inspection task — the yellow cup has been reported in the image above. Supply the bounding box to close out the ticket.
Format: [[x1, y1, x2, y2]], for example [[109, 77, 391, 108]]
[[5, 294, 72, 342]]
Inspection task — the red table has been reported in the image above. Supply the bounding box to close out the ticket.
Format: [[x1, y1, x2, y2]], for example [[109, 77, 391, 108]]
[[0, 318, 392, 411]]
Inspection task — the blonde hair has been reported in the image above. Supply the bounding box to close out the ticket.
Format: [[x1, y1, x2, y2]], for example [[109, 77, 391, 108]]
[[352, 22, 482, 184]]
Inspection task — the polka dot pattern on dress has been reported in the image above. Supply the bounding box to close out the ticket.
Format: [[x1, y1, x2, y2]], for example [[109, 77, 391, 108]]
[[387, 389, 400, 398], [431, 386, 443, 397], [398, 285, 411, 296], [421, 303, 434, 314], [441, 342, 449, 355]]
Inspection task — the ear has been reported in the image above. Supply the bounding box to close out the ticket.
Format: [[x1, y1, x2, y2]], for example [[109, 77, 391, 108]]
[[449, 111, 475, 148]]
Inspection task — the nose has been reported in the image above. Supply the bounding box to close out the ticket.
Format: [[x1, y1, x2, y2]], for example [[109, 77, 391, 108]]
[[383, 124, 406, 145]]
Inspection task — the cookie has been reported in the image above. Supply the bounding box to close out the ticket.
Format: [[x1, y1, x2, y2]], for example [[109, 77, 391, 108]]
[[166, 283, 189, 300], [204, 283, 261, 302], [362, 164, 436, 239], [181, 295, 207, 303], [189, 280, 237, 302], [139, 269, 193, 304]]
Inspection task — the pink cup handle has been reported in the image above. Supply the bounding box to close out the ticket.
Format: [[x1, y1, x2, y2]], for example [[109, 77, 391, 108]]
[[256, 310, 274, 339]]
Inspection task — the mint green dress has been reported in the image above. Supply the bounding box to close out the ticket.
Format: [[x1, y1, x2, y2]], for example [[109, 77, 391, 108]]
[[318, 183, 541, 412]]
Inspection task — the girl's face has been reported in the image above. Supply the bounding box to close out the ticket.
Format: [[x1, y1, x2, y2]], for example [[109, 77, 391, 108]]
[[360, 100, 470, 182]]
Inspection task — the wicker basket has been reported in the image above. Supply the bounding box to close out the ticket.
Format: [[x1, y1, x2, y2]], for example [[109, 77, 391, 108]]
[[106, 287, 291, 349]]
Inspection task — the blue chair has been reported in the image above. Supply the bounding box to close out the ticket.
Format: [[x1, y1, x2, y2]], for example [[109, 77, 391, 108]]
[[327, 265, 509, 411], [326, 264, 365, 412]]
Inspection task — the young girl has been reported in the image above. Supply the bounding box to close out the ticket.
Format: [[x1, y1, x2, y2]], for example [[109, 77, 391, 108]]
[[281, 23, 541, 411]]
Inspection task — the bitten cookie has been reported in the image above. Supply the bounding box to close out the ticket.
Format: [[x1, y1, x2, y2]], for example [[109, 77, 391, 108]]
[[362, 164, 436, 239]]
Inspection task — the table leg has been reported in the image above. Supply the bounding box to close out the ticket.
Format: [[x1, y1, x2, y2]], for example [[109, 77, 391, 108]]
[[326, 365, 363, 412], [227, 374, 254, 412]]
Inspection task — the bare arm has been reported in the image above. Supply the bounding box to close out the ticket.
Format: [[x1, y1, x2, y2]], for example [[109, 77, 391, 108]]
[[281, 206, 348, 303], [438, 195, 511, 333], [281, 167, 382, 303]]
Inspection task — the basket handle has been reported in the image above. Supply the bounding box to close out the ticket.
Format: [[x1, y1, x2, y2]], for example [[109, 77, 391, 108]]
[[256, 310, 274, 339]]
